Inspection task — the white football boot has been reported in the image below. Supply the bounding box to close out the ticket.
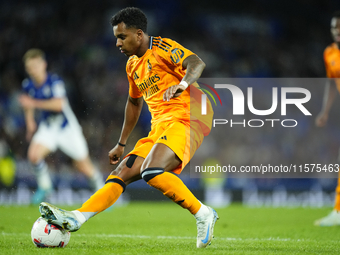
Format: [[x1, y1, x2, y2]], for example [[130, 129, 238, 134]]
[[196, 206, 219, 248], [39, 202, 82, 232], [314, 210, 340, 226]]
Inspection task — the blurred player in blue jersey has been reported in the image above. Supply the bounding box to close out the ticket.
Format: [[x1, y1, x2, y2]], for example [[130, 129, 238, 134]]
[[19, 49, 104, 204]]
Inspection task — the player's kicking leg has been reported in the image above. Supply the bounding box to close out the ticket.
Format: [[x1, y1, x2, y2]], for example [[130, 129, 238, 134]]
[[140, 143, 219, 248], [39, 155, 143, 231]]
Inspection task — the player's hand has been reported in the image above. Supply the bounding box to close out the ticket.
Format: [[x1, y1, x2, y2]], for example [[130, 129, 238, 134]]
[[315, 112, 328, 127], [108, 144, 125, 165], [163, 84, 186, 102], [19, 95, 35, 109]]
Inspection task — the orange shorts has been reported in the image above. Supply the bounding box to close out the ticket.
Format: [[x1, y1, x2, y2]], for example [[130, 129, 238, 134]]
[[126, 120, 204, 174]]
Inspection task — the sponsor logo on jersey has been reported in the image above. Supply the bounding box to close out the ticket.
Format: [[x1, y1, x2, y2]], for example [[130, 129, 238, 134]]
[[170, 48, 184, 64], [136, 74, 160, 91], [136, 74, 161, 98]]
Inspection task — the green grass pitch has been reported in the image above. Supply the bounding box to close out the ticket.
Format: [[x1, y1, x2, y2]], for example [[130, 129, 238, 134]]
[[0, 202, 339, 254]]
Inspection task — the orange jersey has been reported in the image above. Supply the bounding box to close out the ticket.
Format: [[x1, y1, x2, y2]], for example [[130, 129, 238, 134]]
[[126, 36, 195, 127], [324, 43, 340, 91]]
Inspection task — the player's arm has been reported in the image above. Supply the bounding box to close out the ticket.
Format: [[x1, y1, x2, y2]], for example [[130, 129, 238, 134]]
[[108, 95, 143, 164], [163, 55, 206, 101], [181, 54, 206, 86], [22, 107, 37, 141], [315, 79, 338, 127], [119, 95, 143, 145], [18, 95, 64, 112]]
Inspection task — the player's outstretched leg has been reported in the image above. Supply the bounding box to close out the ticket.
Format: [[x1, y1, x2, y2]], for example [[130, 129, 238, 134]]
[[38, 156, 141, 231], [141, 168, 219, 248], [39, 175, 126, 231]]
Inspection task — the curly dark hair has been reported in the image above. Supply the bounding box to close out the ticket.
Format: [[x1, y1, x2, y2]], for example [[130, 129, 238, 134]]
[[110, 7, 147, 33]]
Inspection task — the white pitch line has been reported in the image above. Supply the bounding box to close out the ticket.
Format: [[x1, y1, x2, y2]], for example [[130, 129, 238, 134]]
[[2, 232, 339, 243], [75, 234, 301, 242]]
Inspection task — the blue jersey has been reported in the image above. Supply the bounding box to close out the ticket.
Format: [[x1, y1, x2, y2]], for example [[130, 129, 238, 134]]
[[22, 73, 76, 128]]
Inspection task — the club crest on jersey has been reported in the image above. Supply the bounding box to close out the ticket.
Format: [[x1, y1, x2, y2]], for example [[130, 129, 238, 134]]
[[170, 48, 184, 64]]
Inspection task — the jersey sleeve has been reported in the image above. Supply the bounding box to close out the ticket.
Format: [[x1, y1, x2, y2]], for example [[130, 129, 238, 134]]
[[51, 79, 67, 98], [128, 75, 143, 98], [153, 37, 196, 69], [126, 62, 143, 98], [324, 47, 334, 78]]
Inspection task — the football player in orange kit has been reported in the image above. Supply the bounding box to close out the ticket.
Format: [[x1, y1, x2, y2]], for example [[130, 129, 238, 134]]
[[315, 11, 340, 226], [38, 7, 218, 248]]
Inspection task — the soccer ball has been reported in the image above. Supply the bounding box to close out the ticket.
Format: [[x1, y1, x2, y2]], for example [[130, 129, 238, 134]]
[[31, 217, 71, 248]]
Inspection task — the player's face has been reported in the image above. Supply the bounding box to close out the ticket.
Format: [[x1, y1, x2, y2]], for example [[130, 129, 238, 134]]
[[331, 17, 340, 44], [113, 22, 142, 57], [25, 57, 47, 81]]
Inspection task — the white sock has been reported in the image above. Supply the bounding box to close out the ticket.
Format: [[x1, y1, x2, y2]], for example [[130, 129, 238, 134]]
[[72, 210, 87, 224], [33, 161, 52, 191], [194, 202, 210, 219]]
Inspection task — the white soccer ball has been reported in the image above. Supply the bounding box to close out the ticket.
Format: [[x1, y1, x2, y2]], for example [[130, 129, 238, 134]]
[[31, 217, 71, 248]]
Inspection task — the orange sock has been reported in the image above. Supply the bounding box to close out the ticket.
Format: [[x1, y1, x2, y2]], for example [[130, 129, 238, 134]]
[[334, 177, 340, 211], [142, 168, 201, 214], [77, 175, 125, 214]]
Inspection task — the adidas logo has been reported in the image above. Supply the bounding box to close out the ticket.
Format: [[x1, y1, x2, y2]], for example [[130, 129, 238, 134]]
[[159, 136, 167, 141]]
